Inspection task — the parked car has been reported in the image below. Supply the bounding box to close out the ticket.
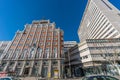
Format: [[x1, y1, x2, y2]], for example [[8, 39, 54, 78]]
[[0, 77, 19, 80], [81, 75, 119, 80]]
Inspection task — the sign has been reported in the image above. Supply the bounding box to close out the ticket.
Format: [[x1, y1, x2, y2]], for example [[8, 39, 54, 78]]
[[54, 70, 59, 79], [47, 72, 51, 78]]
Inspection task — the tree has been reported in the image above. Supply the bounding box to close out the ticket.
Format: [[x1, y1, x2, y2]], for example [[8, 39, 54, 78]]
[[95, 39, 120, 75]]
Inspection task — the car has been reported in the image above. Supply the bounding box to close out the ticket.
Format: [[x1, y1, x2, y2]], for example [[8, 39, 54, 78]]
[[0, 77, 19, 80], [81, 75, 119, 80], [0, 77, 13, 80]]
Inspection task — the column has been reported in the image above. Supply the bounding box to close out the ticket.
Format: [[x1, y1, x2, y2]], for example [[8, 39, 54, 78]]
[[19, 61, 25, 76], [3, 61, 9, 71]]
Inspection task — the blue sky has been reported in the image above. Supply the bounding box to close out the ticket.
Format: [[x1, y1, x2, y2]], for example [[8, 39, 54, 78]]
[[0, 0, 120, 42]]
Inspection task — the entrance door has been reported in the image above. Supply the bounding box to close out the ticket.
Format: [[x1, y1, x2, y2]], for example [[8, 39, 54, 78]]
[[24, 68, 30, 75]]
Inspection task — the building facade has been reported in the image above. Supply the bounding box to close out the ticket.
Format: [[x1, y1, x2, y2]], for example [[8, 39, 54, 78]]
[[0, 20, 64, 79], [65, 0, 120, 77], [79, 38, 120, 75], [64, 44, 84, 77], [0, 41, 11, 60], [64, 41, 77, 52], [78, 0, 120, 42], [65, 38, 120, 76]]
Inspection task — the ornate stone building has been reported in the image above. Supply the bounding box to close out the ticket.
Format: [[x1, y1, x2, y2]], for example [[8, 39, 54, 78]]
[[0, 20, 64, 79]]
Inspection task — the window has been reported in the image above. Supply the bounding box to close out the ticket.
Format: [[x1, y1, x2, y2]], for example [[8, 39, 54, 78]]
[[12, 44, 16, 46], [18, 43, 23, 46], [27, 38, 30, 40], [54, 31, 57, 36], [32, 67, 38, 75], [9, 62, 14, 66], [43, 60, 48, 65], [52, 60, 58, 65], [24, 68, 30, 75], [20, 38, 25, 42], [118, 13, 120, 16], [16, 68, 21, 76], [30, 34, 32, 36], [47, 38, 51, 40], [53, 42, 57, 45], [34, 62, 39, 66], [29, 48, 34, 58], [48, 33, 51, 36], [33, 38, 37, 43], [40, 43, 43, 46], [26, 62, 29, 66], [46, 42, 50, 45], [17, 62, 21, 66], [5, 49, 13, 59], [54, 38, 57, 40], [83, 55, 88, 59], [12, 50, 20, 59], [36, 48, 42, 58], [45, 48, 50, 58], [25, 44, 29, 46], [2, 62, 7, 67], [41, 67, 48, 77], [53, 48, 57, 58]]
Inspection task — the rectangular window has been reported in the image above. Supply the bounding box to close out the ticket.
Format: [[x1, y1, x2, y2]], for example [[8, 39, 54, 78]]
[[54, 38, 57, 40], [53, 48, 57, 58], [41, 67, 48, 77], [46, 42, 50, 45], [118, 13, 120, 16], [47, 38, 51, 40], [53, 42, 57, 45], [29, 48, 35, 59], [36, 48, 42, 58], [45, 48, 50, 58]]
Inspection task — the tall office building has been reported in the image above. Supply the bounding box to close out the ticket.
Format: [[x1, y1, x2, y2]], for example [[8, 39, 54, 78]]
[[78, 0, 120, 42], [0, 20, 64, 79], [64, 0, 120, 77], [65, 38, 120, 76]]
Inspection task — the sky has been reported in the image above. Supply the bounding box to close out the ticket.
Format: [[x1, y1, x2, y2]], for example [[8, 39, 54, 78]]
[[0, 0, 120, 42]]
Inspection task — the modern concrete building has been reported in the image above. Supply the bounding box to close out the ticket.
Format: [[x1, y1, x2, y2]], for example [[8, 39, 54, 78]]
[[79, 38, 120, 74], [65, 38, 120, 76], [65, 0, 120, 77], [0, 41, 11, 60], [64, 41, 77, 52], [0, 20, 64, 79], [78, 0, 120, 42], [64, 44, 84, 77]]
